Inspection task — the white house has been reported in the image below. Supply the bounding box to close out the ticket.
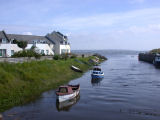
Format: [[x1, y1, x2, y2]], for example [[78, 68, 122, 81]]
[[0, 30, 71, 57], [46, 31, 71, 54]]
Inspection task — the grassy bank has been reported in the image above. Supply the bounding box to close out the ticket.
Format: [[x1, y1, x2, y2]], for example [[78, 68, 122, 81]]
[[0, 56, 98, 112]]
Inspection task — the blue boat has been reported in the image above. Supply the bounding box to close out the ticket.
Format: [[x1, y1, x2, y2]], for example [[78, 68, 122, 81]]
[[91, 67, 104, 79]]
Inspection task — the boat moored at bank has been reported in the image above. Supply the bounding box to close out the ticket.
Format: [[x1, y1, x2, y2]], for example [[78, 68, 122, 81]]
[[56, 84, 80, 102]]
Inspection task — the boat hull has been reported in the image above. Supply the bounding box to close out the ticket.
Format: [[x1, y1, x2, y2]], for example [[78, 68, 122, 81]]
[[91, 74, 104, 79], [56, 95, 80, 111], [57, 89, 80, 102]]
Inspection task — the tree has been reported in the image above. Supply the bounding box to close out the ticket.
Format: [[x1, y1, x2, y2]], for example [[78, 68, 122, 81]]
[[17, 41, 28, 50]]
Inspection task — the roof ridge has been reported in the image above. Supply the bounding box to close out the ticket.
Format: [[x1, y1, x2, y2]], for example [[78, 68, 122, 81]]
[[7, 33, 44, 37]]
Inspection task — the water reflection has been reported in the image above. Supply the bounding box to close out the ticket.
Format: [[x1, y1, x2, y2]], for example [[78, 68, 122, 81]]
[[56, 95, 80, 111], [91, 78, 103, 86]]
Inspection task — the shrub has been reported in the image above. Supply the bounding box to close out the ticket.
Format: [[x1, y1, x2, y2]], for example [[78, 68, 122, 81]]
[[53, 54, 60, 60], [12, 50, 41, 59], [17, 41, 28, 50], [70, 54, 77, 59], [41, 53, 45, 56], [61, 53, 69, 60]]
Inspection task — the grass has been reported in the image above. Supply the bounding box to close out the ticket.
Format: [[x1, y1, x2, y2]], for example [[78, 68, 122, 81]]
[[0, 56, 96, 112]]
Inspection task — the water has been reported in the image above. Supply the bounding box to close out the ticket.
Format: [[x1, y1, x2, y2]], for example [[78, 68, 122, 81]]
[[3, 50, 160, 120]]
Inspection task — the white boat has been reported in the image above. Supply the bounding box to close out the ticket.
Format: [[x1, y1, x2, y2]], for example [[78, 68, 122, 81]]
[[71, 65, 83, 73], [91, 66, 104, 79], [56, 95, 80, 111], [56, 84, 80, 102]]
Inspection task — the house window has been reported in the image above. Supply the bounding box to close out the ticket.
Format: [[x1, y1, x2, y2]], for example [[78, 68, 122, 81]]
[[46, 50, 49, 55], [0, 50, 2, 56], [0, 49, 6, 57], [2, 38, 6, 43], [11, 50, 14, 56], [41, 50, 44, 54], [60, 41, 64, 44], [61, 49, 67, 54]]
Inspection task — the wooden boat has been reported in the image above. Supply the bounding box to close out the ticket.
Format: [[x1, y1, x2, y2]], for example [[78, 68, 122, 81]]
[[71, 65, 83, 73], [91, 66, 104, 79], [56, 84, 80, 102]]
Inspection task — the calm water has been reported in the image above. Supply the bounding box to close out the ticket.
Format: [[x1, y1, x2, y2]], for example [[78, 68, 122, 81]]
[[3, 51, 160, 120]]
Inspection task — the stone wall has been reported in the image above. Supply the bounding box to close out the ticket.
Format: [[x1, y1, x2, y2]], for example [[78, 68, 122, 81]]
[[0, 56, 53, 63]]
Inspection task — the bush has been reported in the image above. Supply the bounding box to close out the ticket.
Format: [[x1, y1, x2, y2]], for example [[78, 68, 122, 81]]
[[61, 53, 69, 60], [53, 54, 60, 60], [12, 50, 41, 59], [70, 54, 77, 59]]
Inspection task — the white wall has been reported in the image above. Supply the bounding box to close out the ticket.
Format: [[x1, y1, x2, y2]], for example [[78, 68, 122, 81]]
[[0, 44, 11, 57], [60, 45, 71, 54], [0, 43, 54, 57], [28, 44, 54, 55]]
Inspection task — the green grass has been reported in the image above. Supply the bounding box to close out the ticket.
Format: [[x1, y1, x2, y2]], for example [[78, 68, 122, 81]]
[[0, 57, 97, 112]]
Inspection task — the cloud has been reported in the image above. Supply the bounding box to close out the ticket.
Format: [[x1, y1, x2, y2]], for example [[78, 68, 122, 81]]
[[50, 7, 160, 32]]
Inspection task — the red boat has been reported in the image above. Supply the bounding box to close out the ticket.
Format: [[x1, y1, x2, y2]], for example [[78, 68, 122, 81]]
[[56, 84, 80, 102]]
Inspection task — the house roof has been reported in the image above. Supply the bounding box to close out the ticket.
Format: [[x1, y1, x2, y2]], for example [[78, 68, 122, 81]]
[[0, 30, 68, 44], [0, 31, 9, 40], [7, 34, 53, 44], [46, 31, 68, 43], [56, 31, 68, 40]]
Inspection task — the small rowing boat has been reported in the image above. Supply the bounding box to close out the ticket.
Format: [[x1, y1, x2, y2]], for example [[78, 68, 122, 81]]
[[71, 65, 83, 73], [56, 84, 80, 102]]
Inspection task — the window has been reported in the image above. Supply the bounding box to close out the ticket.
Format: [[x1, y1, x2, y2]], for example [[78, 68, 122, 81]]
[[0, 49, 6, 57], [61, 49, 67, 54], [46, 50, 49, 55], [41, 50, 44, 54], [11, 50, 14, 56], [2, 38, 6, 43], [0, 50, 2, 56]]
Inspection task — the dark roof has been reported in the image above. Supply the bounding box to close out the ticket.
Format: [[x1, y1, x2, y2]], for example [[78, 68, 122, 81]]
[[0, 30, 68, 44], [56, 31, 68, 39], [7, 34, 53, 44], [0, 31, 9, 40]]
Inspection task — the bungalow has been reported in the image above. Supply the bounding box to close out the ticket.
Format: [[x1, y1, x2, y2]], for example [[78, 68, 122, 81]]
[[0, 30, 71, 57]]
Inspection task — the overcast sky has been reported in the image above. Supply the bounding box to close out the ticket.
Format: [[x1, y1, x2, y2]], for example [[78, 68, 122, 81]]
[[0, 0, 160, 50]]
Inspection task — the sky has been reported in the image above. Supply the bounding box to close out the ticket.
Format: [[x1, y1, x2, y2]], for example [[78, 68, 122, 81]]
[[0, 0, 160, 50]]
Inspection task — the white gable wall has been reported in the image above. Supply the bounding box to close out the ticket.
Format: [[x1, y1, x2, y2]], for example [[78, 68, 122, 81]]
[[0, 43, 54, 57], [60, 44, 71, 54]]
